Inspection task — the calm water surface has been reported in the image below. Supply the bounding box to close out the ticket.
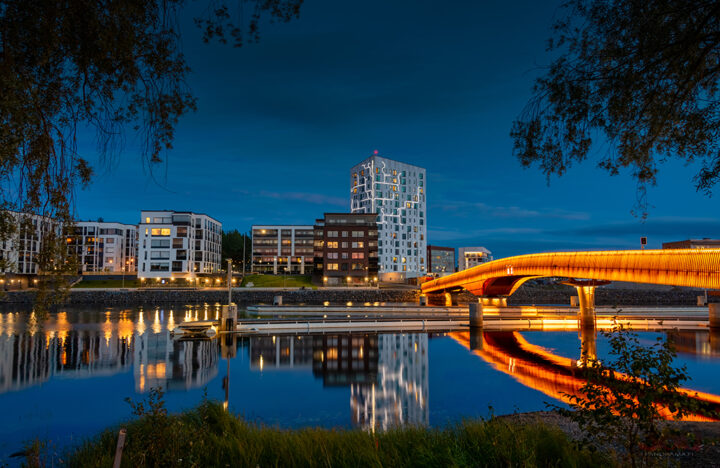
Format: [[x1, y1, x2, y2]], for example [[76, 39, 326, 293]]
[[1, 304, 719, 461]]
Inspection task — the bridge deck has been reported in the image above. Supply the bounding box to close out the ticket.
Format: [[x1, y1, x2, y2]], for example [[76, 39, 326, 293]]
[[422, 249, 720, 296]]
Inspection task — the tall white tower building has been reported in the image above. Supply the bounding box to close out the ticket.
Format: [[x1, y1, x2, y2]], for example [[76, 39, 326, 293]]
[[350, 152, 427, 280]]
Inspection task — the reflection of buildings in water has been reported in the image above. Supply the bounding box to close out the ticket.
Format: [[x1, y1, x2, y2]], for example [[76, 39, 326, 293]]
[[249, 333, 429, 430], [0, 313, 133, 393], [249, 335, 315, 370], [313, 334, 378, 386], [668, 330, 720, 357], [0, 308, 219, 394], [134, 328, 218, 393], [351, 334, 429, 431], [247, 333, 429, 430]]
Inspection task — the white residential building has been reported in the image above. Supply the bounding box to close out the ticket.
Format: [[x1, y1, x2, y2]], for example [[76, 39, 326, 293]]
[[69, 221, 137, 273], [137, 211, 222, 279], [0, 211, 62, 275], [458, 246, 493, 271], [350, 153, 427, 280]]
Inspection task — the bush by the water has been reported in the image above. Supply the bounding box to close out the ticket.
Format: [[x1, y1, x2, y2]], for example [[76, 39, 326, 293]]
[[27, 389, 609, 467]]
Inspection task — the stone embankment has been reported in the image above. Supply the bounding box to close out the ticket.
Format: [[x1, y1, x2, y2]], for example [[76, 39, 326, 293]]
[[0, 288, 421, 306], [0, 284, 713, 307], [507, 285, 716, 307]]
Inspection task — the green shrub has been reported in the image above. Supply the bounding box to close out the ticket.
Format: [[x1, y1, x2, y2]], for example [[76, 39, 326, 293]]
[[51, 391, 609, 468]]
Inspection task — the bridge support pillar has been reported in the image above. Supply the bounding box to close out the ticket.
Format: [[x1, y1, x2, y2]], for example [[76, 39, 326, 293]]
[[579, 322, 598, 363], [710, 303, 720, 329], [562, 280, 609, 330], [710, 327, 720, 354], [444, 292, 458, 307], [469, 328, 484, 351], [576, 284, 597, 328], [469, 301, 483, 328]]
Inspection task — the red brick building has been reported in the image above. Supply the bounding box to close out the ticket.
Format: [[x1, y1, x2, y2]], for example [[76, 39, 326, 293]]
[[313, 213, 379, 286]]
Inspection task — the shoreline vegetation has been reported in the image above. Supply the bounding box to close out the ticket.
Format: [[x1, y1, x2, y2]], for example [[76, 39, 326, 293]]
[[20, 399, 720, 467], [22, 395, 612, 468]]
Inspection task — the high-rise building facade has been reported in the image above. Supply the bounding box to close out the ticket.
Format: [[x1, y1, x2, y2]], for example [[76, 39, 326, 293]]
[[137, 210, 222, 278], [350, 153, 427, 280], [251, 225, 314, 274], [67, 221, 137, 273]]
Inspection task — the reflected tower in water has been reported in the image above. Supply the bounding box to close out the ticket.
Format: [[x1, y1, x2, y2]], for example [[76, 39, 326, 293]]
[[246, 332, 429, 430], [351, 333, 429, 431]]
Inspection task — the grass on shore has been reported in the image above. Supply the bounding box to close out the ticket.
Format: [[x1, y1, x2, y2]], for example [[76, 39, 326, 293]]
[[240, 274, 315, 289], [28, 395, 610, 468]]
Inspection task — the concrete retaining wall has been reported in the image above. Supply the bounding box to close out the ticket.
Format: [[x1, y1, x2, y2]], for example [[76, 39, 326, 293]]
[[0, 288, 421, 306], [0, 284, 713, 307]]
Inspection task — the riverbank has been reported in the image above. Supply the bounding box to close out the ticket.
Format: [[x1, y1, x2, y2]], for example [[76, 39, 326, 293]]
[[22, 399, 720, 467], [28, 398, 608, 468], [0, 288, 419, 306], [0, 283, 713, 307]]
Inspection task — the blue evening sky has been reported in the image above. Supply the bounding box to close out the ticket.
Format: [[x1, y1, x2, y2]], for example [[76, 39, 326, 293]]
[[75, 0, 719, 258]]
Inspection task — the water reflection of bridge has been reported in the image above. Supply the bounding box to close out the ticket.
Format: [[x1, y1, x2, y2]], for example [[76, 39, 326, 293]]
[[450, 330, 720, 421], [0, 309, 219, 394], [247, 333, 429, 430]]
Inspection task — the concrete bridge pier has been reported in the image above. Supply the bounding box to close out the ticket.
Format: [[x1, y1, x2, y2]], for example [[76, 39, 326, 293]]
[[576, 284, 597, 329], [579, 323, 598, 363], [426, 292, 459, 306], [469, 327, 484, 351], [469, 301, 483, 328], [709, 327, 720, 354], [710, 303, 720, 329], [563, 280, 610, 330]]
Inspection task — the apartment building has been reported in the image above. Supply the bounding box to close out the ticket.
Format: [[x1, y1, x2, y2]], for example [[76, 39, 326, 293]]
[[67, 221, 137, 273], [427, 245, 455, 276], [312, 213, 379, 285], [0, 211, 62, 275], [458, 246, 493, 271], [663, 239, 720, 249], [137, 211, 222, 278], [251, 225, 314, 274], [350, 152, 427, 280]]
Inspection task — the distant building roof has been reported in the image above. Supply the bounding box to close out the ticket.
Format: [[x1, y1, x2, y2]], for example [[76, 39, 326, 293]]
[[663, 239, 720, 249]]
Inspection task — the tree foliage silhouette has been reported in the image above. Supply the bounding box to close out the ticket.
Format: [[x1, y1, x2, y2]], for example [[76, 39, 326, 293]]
[[512, 0, 720, 215]]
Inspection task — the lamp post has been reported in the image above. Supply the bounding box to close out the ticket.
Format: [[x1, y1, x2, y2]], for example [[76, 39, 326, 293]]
[[226, 258, 232, 305]]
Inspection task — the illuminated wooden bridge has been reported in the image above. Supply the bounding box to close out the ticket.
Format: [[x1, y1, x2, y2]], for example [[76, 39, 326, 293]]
[[422, 249, 720, 321]]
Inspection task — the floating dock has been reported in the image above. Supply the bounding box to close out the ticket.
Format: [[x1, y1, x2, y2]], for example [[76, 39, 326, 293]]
[[172, 305, 713, 339]]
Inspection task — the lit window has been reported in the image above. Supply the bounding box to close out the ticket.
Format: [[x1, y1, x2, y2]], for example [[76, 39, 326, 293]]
[[145, 217, 150, 223]]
